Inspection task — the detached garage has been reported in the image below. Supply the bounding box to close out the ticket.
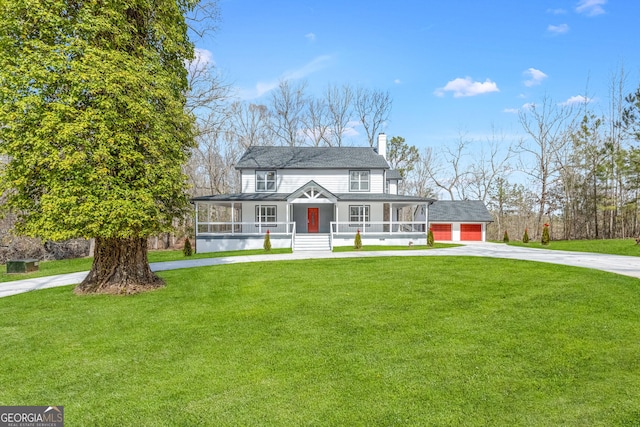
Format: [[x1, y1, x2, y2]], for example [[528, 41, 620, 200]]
[[428, 200, 493, 242]]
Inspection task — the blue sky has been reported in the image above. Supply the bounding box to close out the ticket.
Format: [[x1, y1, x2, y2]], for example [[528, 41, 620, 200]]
[[194, 0, 640, 151]]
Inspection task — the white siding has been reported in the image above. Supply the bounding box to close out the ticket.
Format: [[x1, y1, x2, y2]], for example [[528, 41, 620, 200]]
[[336, 202, 386, 222], [241, 169, 386, 194]]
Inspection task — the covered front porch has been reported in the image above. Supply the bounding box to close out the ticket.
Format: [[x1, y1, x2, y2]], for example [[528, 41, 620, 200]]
[[191, 182, 434, 253]]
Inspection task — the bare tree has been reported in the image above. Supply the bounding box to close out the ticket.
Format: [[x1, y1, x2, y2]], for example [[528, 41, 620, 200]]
[[422, 134, 471, 200], [354, 87, 392, 147], [302, 98, 331, 147], [228, 101, 273, 149], [405, 147, 438, 198], [517, 96, 575, 235], [269, 79, 308, 146], [325, 83, 353, 146], [466, 127, 514, 202]]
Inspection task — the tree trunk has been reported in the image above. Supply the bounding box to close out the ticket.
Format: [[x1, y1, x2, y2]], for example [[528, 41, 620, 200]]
[[75, 236, 164, 295]]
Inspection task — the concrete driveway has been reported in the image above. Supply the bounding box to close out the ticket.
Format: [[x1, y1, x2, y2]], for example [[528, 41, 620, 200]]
[[1, 242, 638, 298]]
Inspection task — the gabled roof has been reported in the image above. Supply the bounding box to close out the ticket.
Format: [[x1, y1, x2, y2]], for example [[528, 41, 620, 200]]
[[428, 200, 494, 222], [287, 181, 338, 203], [235, 146, 390, 170]]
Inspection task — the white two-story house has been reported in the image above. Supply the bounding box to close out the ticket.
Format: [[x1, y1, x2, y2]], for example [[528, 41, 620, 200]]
[[191, 134, 493, 252]]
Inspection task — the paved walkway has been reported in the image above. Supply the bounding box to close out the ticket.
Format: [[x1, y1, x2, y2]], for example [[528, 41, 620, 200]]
[[1, 242, 639, 298]]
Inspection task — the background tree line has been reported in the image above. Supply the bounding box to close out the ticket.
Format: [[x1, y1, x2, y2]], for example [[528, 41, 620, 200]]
[[186, 62, 640, 242]]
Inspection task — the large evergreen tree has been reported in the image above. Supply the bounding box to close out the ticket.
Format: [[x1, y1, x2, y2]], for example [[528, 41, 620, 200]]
[[0, 0, 197, 294]]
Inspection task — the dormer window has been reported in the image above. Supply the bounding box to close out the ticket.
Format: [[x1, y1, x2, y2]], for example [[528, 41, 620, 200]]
[[350, 170, 370, 192], [256, 170, 276, 192]]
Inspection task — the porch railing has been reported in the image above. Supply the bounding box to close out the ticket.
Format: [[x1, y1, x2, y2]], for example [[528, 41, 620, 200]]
[[197, 222, 296, 236], [330, 221, 427, 235]]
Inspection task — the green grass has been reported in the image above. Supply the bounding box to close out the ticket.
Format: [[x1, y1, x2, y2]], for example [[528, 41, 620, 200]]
[[0, 248, 292, 283], [508, 238, 640, 257], [1, 257, 639, 425]]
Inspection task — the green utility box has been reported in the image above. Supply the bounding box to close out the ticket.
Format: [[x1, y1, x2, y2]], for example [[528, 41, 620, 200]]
[[6, 258, 39, 274]]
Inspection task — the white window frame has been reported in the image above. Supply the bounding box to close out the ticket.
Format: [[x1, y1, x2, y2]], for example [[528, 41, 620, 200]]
[[256, 170, 277, 192], [255, 205, 277, 223], [349, 170, 370, 192], [349, 205, 370, 223]]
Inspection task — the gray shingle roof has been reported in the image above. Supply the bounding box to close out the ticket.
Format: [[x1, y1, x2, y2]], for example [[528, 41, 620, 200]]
[[428, 200, 494, 222], [386, 169, 402, 180], [235, 146, 390, 170], [192, 193, 433, 204]]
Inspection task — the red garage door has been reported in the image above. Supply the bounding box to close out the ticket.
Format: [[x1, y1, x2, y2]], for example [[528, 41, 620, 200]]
[[460, 224, 482, 241], [431, 223, 452, 241]]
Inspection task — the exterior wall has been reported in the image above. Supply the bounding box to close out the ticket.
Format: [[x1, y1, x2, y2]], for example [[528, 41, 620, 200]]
[[387, 180, 399, 195], [332, 235, 427, 248], [335, 202, 386, 223], [292, 204, 334, 233], [429, 222, 487, 242], [196, 235, 291, 253], [241, 169, 386, 194], [238, 201, 289, 223]]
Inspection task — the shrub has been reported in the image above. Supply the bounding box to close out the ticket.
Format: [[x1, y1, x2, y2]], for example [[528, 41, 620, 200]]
[[522, 228, 529, 243], [427, 228, 434, 247], [183, 238, 193, 257], [263, 230, 271, 252], [541, 224, 550, 246], [503, 230, 509, 243], [354, 229, 362, 250]]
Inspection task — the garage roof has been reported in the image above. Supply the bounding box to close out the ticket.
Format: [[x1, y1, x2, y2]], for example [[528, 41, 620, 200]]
[[429, 200, 493, 222]]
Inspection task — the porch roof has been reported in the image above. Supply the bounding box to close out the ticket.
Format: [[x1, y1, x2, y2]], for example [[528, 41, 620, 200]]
[[192, 193, 434, 204]]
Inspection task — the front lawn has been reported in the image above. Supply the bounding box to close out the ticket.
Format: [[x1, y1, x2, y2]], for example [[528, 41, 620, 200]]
[[1, 257, 638, 425], [0, 248, 292, 283], [508, 238, 640, 257]]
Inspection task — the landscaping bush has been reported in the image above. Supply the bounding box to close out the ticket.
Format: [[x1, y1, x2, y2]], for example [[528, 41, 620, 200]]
[[354, 229, 362, 249], [183, 238, 193, 257], [503, 230, 509, 243], [522, 228, 529, 243], [263, 230, 271, 252], [427, 228, 434, 247], [541, 224, 550, 246]]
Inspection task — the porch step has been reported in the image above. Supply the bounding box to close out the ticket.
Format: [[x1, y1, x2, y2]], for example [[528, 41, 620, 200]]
[[294, 233, 331, 252]]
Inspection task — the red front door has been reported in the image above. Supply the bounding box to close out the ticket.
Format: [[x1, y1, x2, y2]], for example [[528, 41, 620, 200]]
[[308, 208, 319, 233]]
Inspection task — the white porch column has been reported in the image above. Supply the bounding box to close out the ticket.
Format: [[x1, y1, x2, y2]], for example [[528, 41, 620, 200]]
[[231, 202, 235, 235], [286, 202, 290, 234], [424, 203, 429, 232], [390, 203, 393, 234], [195, 202, 199, 237], [257, 204, 262, 234]]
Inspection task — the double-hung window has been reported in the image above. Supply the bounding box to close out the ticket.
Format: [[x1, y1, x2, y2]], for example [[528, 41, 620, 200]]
[[350, 170, 370, 192], [349, 205, 370, 223], [256, 206, 276, 224], [256, 170, 276, 192]]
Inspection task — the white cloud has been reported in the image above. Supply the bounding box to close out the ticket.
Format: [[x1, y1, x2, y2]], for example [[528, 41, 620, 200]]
[[523, 68, 548, 87], [282, 55, 332, 80], [185, 48, 215, 74], [560, 95, 592, 106], [243, 55, 333, 99], [503, 103, 535, 113], [434, 77, 499, 98], [194, 48, 214, 66], [305, 33, 316, 42], [576, 0, 607, 16], [394, 79, 402, 84], [547, 8, 567, 15], [547, 23, 569, 35]]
